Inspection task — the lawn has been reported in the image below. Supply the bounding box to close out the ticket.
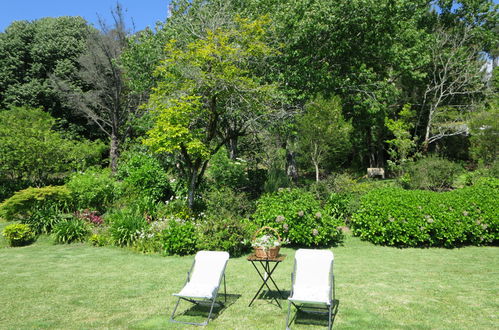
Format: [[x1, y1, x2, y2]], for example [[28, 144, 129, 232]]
[[0, 228, 498, 329]]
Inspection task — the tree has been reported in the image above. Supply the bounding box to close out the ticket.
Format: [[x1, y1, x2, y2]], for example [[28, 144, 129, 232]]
[[0, 107, 105, 188], [296, 95, 352, 181], [54, 4, 138, 171], [420, 27, 489, 149], [143, 17, 282, 208], [0, 17, 91, 133], [238, 0, 432, 167]]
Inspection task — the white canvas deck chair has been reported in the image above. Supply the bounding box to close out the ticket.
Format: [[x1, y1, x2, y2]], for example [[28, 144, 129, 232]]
[[170, 251, 229, 326], [286, 249, 335, 330]]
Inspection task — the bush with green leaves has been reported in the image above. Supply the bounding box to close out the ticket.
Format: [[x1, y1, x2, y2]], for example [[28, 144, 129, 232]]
[[2, 223, 36, 247], [67, 168, 118, 212], [203, 187, 255, 219], [206, 147, 248, 191], [196, 215, 252, 257], [52, 217, 91, 244], [159, 218, 198, 256], [351, 182, 499, 248], [107, 208, 148, 246], [400, 156, 462, 191], [0, 185, 71, 221], [21, 205, 70, 234], [117, 151, 171, 201], [252, 188, 344, 247]]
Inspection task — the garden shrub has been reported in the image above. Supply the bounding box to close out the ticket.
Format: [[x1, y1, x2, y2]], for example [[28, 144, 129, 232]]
[[206, 147, 248, 191], [67, 168, 118, 212], [117, 151, 171, 201], [401, 156, 462, 191], [0, 185, 71, 221], [351, 183, 499, 247], [107, 208, 149, 247], [203, 187, 255, 219], [52, 217, 91, 244], [159, 218, 198, 256], [252, 188, 344, 247], [2, 223, 36, 247], [133, 218, 169, 254], [22, 205, 69, 234], [196, 215, 252, 257]]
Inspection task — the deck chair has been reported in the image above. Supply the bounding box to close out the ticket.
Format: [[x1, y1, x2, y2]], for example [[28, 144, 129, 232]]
[[170, 251, 229, 326], [286, 249, 335, 330]]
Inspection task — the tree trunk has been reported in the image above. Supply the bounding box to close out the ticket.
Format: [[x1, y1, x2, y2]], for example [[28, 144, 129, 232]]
[[228, 136, 238, 160], [286, 149, 298, 182], [314, 161, 320, 182], [109, 131, 119, 173], [187, 168, 197, 210]]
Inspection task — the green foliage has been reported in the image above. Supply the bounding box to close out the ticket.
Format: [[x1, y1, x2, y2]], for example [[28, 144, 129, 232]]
[[0, 185, 71, 221], [107, 209, 148, 247], [469, 107, 498, 165], [351, 183, 499, 247], [144, 15, 282, 208], [0, 17, 90, 124], [67, 168, 118, 212], [2, 223, 36, 247], [252, 188, 344, 247], [206, 148, 248, 191], [296, 95, 352, 178], [159, 218, 198, 256], [21, 206, 69, 234], [117, 150, 171, 201], [203, 187, 255, 219], [52, 217, 91, 244], [385, 104, 418, 174], [0, 107, 105, 188], [401, 156, 462, 191], [196, 216, 251, 257]]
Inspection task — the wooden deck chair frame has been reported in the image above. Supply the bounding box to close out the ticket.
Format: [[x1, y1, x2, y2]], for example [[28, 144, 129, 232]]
[[170, 251, 229, 326], [285, 249, 335, 330]]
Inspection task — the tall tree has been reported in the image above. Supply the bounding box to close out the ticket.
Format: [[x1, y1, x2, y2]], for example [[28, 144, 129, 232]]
[[55, 4, 138, 171], [296, 95, 352, 181], [0, 17, 91, 133], [143, 17, 283, 208], [420, 27, 488, 149]]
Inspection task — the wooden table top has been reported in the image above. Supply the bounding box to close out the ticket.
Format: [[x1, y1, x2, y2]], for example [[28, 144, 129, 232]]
[[247, 254, 286, 262]]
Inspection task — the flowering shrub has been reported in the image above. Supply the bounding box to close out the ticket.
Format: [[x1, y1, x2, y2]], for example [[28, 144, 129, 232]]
[[67, 168, 118, 212], [351, 181, 498, 247], [252, 188, 344, 246], [107, 208, 148, 246], [196, 215, 252, 256], [75, 209, 103, 226]]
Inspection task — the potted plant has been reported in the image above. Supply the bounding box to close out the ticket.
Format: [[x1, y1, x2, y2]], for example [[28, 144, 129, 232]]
[[252, 226, 282, 258]]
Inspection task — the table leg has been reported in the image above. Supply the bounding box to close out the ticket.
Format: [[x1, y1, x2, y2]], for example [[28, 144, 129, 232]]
[[248, 260, 283, 308]]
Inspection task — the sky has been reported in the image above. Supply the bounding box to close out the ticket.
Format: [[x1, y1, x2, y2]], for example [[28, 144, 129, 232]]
[[0, 0, 171, 33]]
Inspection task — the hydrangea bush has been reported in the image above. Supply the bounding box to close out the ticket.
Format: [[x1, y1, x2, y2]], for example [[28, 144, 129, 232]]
[[252, 188, 344, 247]]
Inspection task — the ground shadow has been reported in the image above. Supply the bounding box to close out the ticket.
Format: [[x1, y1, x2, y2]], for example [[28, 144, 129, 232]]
[[172, 293, 241, 323], [290, 299, 340, 329], [251, 289, 291, 308]]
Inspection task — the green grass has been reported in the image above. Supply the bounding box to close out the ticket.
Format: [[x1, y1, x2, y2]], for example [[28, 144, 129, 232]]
[[0, 234, 498, 329]]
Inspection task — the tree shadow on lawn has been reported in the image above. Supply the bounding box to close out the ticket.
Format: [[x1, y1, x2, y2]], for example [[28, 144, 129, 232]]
[[171, 293, 241, 324]]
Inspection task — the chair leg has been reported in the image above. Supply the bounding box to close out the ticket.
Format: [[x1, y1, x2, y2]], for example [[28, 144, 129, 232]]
[[170, 297, 181, 321], [328, 303, 332, 330], [285, 300, 292, 330]]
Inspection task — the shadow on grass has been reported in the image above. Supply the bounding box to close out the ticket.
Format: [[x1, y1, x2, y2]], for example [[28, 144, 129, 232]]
[[289, 299, 340, 329], [171, 293, 241, 324]]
